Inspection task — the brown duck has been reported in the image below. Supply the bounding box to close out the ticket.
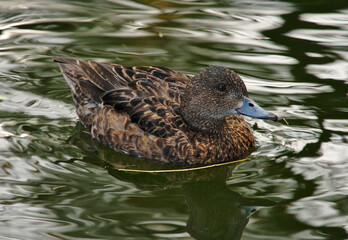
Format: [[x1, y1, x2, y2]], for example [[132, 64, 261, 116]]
[[54, 57, 277, 165]]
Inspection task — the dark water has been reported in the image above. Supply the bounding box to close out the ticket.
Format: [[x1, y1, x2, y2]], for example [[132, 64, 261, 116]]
[[0, 0, 348, 239]]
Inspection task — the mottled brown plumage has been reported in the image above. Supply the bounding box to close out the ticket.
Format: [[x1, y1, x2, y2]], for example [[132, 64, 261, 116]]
[[54, 57, 277, 165]]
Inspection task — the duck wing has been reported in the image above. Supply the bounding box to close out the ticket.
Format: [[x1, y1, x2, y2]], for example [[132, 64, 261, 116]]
[[54, 57, 191, 138], [53, 57, 190, 103], [102, 91, 186, 137]]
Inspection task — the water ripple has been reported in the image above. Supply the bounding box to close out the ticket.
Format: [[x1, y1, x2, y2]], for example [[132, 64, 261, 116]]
[[0, 0, 348, 239]]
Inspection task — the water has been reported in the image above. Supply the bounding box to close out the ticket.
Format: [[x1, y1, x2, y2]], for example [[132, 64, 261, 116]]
[[0, 0, 347, 239]]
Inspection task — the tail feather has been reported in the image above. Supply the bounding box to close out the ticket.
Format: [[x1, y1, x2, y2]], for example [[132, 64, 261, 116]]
[[54, 57, 105, 128], [54, 57, 116, 104]]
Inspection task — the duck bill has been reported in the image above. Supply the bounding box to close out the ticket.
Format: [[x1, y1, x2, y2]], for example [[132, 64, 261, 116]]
[[236, 97, 278, 121]]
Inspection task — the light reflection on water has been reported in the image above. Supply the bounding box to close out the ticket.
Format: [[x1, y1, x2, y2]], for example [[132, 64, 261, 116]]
[[0, 0, 347, 239]]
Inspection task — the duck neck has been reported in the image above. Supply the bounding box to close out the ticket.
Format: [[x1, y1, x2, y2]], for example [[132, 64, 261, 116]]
[[179, 88, 227, 134], [180, 106, 226, 134]]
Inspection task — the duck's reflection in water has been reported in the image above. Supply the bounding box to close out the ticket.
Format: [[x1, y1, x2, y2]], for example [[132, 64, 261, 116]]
[[184, 181, 259, 240], [103, 153, 273, 240]]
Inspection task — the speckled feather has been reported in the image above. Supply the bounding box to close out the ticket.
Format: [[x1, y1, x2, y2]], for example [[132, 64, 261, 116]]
[[54, 57, 255, 165]]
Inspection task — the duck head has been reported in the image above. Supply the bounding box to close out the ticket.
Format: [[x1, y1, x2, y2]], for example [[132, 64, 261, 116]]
[[180, 66, 277, 132]]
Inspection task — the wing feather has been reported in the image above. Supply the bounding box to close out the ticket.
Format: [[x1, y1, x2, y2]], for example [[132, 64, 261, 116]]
[[54, 57, 190, 140]]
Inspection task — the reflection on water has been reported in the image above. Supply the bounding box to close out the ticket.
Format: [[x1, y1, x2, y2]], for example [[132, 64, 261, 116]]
[[71, 124, 275, 240], [0, 0, 348, 239]]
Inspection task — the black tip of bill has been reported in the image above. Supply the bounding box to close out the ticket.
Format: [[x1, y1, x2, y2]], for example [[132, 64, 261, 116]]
[[267, 112, 278, 122]]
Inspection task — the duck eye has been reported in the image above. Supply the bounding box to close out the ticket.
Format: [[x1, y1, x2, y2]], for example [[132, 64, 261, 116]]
[[218, 83, 226, 92]]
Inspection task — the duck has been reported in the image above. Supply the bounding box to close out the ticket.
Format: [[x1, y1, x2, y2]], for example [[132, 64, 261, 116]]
[[54, 57, 277, 165]]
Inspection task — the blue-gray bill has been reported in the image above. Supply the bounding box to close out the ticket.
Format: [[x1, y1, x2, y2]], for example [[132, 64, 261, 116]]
[[236, 97, 278, 121]]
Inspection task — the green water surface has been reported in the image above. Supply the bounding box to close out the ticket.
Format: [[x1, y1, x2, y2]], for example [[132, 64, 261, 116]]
[[0, 0, 347, 239]]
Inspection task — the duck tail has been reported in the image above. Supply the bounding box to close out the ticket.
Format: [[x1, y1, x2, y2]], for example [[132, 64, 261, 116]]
[[54, 57, 102, 101], [53, 57, 106, 129]]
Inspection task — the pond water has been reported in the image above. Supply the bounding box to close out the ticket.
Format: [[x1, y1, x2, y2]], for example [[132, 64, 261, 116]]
[[0, 0, 347, 239]]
